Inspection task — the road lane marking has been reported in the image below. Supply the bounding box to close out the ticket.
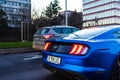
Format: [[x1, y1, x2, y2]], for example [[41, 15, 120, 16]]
[[23, 55, 42, 60]]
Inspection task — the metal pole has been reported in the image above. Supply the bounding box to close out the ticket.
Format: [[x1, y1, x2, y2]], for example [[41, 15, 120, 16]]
[[50, 2, 52, 18], [21, 22, 23, 42], [27, 22, 29, 41], [23, 22, 26, 41], [65, 0, 68, 26]]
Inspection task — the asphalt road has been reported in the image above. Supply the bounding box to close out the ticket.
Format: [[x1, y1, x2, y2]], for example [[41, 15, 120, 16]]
[[0, 52, 70, 80]]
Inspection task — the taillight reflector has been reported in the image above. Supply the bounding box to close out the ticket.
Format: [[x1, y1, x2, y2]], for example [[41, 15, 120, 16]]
[[43, 34, 54, 39], [44, 42, 51, 50], [69, 44, 88, 55]]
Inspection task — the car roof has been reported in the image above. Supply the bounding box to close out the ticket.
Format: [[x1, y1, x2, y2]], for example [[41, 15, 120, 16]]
[[41, 25, 77, 29]]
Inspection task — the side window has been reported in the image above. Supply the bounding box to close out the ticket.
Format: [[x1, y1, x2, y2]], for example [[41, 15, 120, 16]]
[[113, 31, 120, 38], [62, 28, 72, 34], [53, 28, 62, 33]]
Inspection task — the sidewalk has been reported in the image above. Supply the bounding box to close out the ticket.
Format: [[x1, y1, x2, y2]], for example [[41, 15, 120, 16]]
[[0, 47, 38, 54]]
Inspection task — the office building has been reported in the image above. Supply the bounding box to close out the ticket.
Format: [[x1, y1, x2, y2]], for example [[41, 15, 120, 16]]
[[0, 0, 31, 28], [83, 0, 120, 28]]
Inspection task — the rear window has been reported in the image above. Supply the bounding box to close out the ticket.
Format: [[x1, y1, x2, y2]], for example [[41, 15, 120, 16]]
[[35, 28, 50, 35], [35, 29, 41, 35], [113, 31, 120, 38], [64, 27, 111, 39], [41, 28, 50, 35]]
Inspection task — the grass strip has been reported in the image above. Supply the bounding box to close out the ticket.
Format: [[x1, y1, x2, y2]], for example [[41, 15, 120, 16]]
[[0, 42, 32, 49]]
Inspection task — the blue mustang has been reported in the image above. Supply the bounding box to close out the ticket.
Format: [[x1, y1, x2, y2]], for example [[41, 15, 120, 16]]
[[42, 25, 120, 80]]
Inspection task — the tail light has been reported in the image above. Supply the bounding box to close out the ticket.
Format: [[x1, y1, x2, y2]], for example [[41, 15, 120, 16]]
[[44, 42, 51, 50], [43, 34, 54, 39], [69, 44, 88, 55]]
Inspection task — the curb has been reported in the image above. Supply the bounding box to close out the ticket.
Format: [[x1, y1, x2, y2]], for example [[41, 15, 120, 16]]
[[0, 47, 38, 54]]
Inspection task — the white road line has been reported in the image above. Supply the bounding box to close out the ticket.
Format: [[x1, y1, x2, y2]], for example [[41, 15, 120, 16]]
[[23, 55, 42, 60]]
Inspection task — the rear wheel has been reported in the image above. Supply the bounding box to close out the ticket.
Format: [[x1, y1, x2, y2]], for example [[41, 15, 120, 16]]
[[111, 55, 120, 80]]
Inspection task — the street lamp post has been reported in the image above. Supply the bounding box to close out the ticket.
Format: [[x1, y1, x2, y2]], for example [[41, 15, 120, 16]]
[[65, 0, 68, 26]]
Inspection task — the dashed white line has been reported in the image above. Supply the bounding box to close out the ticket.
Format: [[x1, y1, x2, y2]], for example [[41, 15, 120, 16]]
[[23, 55, 42, 60]]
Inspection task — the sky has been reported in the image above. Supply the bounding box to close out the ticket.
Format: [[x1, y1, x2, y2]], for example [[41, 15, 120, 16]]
[[31, 0, 82, 16]]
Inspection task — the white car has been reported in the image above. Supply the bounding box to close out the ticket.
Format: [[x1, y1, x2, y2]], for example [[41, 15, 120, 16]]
[[32, 25, 79, 50]]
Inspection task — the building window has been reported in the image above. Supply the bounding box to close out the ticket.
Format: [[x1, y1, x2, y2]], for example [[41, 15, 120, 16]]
[[19, 3, 21, 6]]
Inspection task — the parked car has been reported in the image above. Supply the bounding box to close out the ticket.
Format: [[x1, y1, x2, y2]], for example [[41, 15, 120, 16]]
[[32, 25, 79, 50], [42, 25, 120, 80]]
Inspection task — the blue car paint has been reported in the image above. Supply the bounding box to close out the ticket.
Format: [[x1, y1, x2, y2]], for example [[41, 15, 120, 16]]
[[42, 26, 120, 80]]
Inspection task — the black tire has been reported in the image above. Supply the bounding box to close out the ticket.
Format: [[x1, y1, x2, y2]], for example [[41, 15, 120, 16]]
[[111, 55, 120, 80]]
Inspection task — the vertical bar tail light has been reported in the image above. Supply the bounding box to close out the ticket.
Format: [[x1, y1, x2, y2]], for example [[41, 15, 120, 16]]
[[44, 42, 51, 50], [69, 44, 88, 55]]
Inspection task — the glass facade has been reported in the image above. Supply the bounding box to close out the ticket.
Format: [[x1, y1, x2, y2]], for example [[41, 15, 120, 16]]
[[83, 2, 117, 15], [83, 0, 116, 9], [0, 0, 31, 27], [83, 9, 118, 21], [83, 0, 120, 27]]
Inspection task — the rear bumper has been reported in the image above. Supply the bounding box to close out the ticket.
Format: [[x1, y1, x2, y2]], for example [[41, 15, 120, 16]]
[[43, 63, 107, 80], [42, 59, 108, 80], [32, 44, 43, 50], [43, 63, 87, 80]]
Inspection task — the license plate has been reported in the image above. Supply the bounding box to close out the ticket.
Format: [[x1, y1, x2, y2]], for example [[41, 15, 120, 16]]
[[47, 55, 61, 64]]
